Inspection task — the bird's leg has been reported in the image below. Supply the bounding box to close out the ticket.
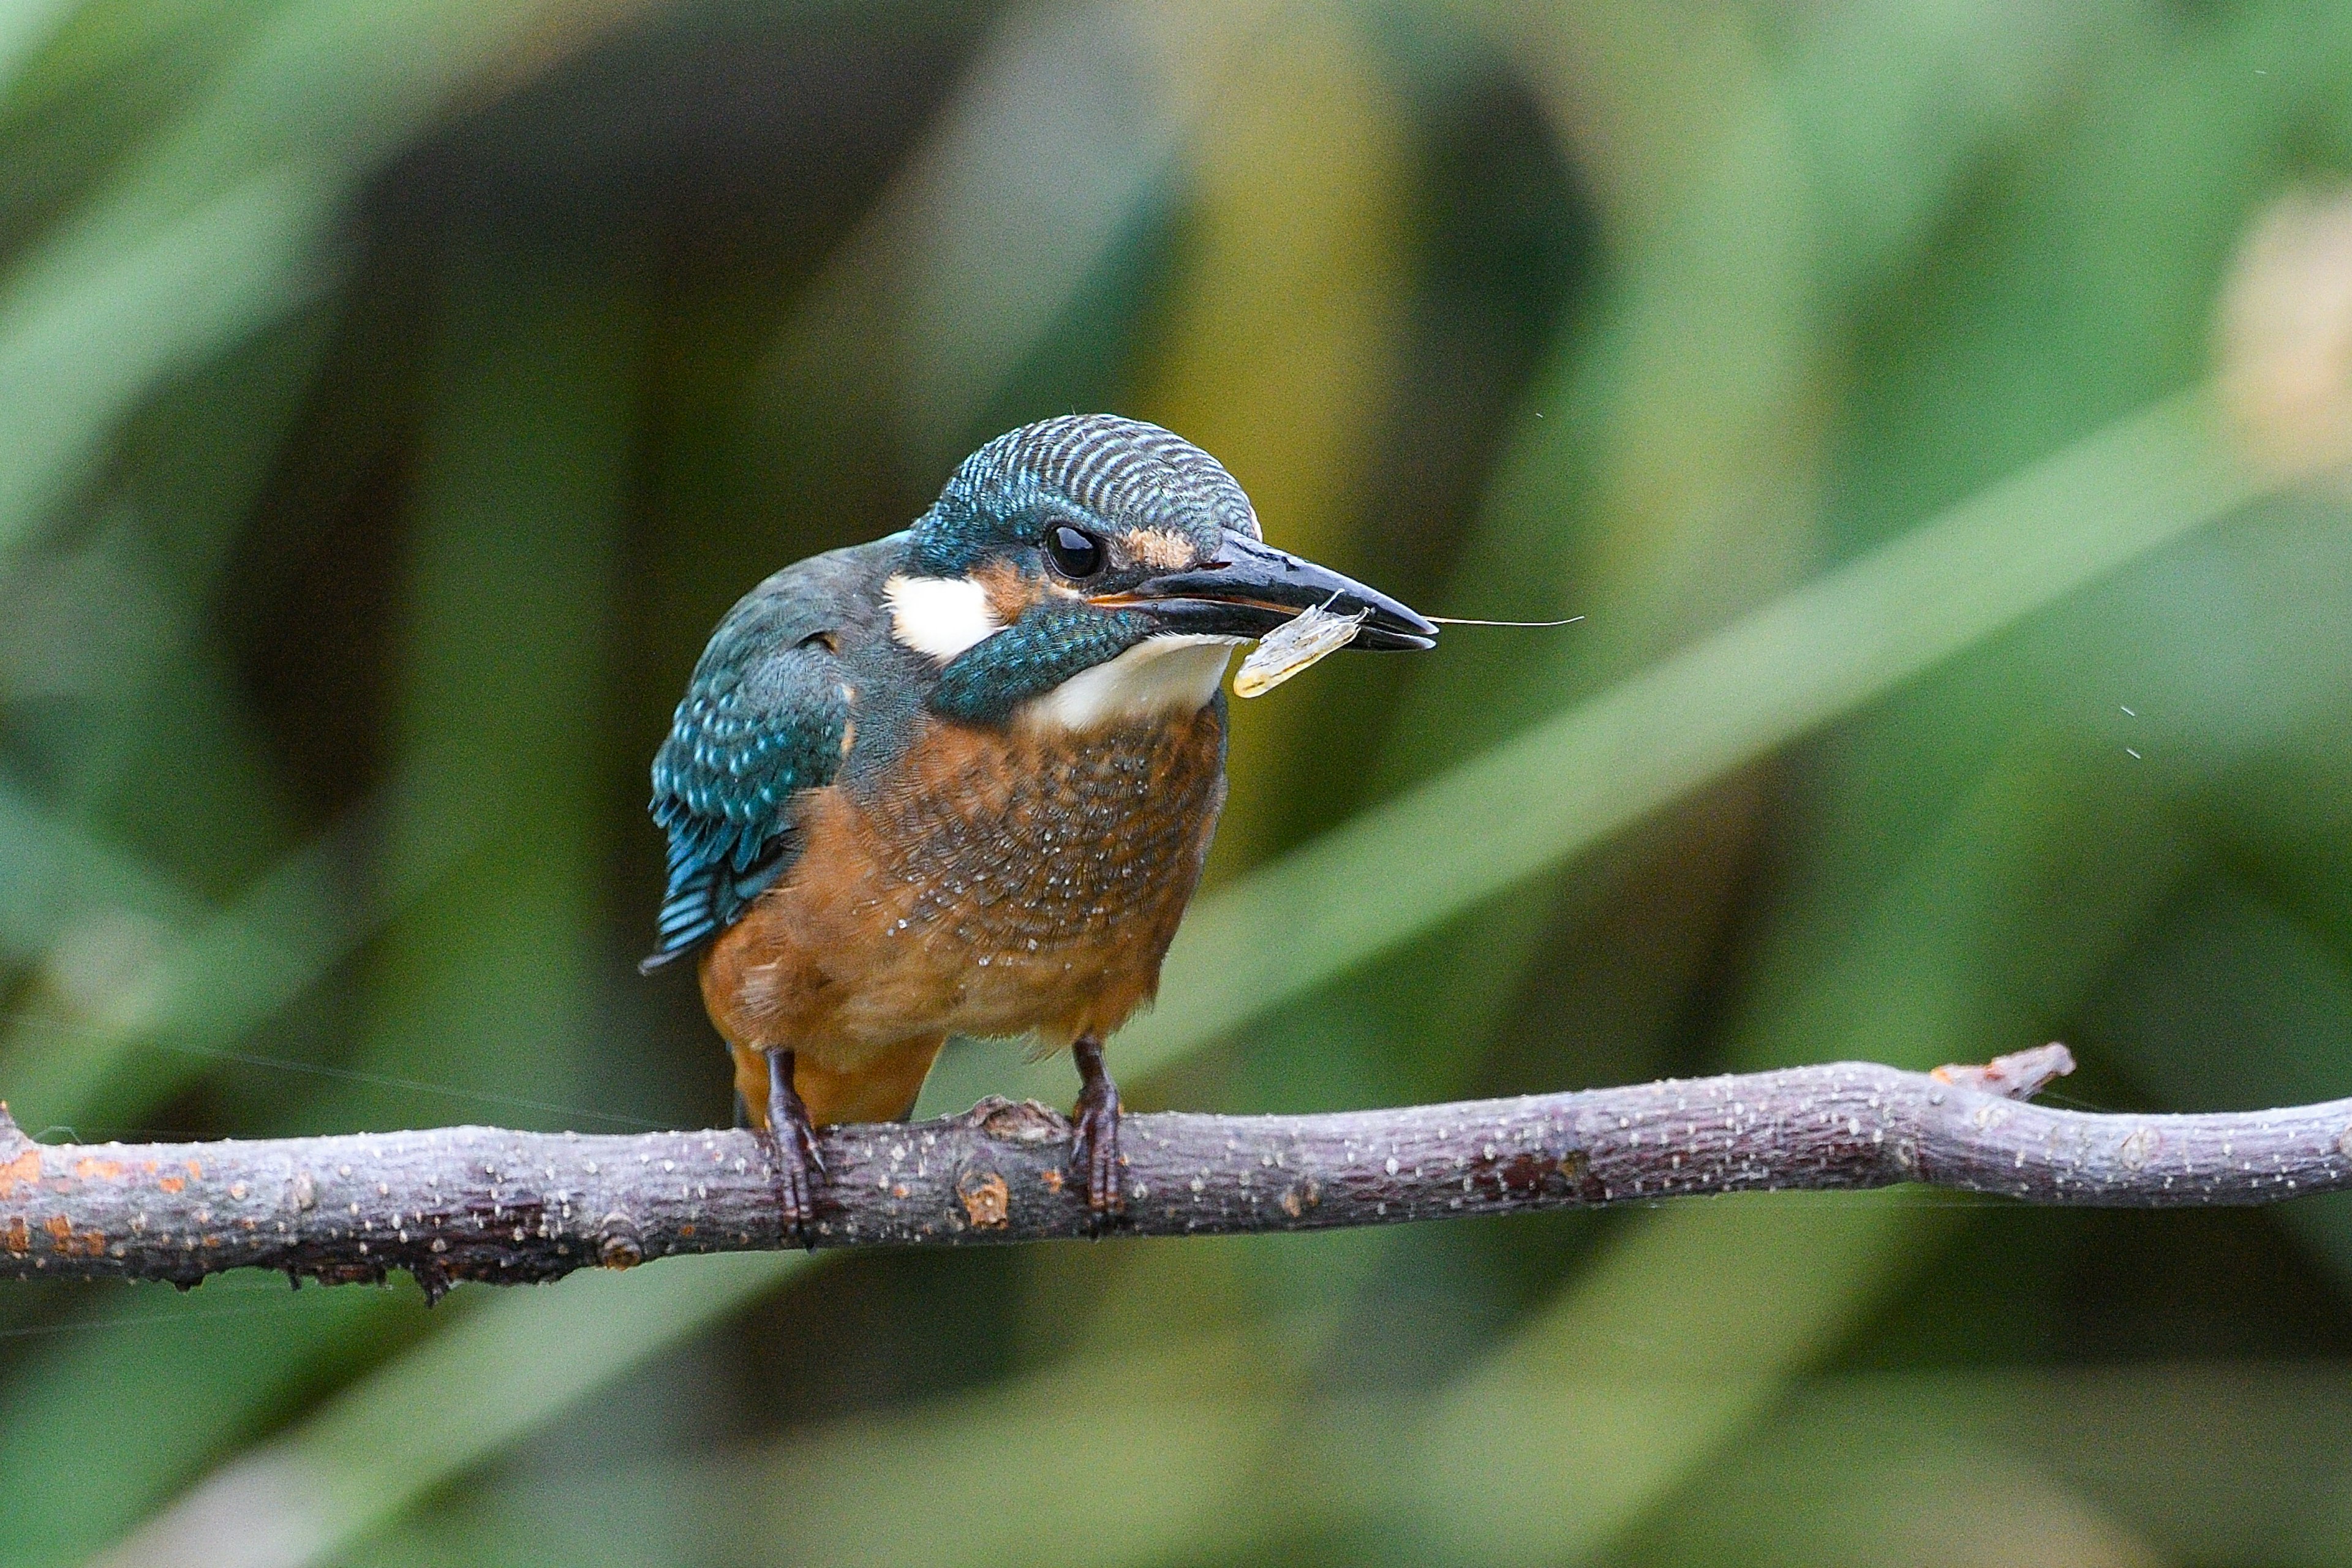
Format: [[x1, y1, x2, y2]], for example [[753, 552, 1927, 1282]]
[[1068, 1035, 1123, 1216], [763, 1047, 824, 1247]]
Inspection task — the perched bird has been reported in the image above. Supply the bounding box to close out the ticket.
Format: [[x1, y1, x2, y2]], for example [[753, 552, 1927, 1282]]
[[644, 415, 1434, 1223]]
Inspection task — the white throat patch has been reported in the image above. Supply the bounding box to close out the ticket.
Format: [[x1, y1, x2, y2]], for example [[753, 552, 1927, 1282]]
[[1019, 634, 1240, 733], [884, 573, 1002, 663]]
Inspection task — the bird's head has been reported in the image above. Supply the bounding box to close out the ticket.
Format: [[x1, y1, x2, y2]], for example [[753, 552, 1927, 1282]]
[[890, 415, 1434, 728]]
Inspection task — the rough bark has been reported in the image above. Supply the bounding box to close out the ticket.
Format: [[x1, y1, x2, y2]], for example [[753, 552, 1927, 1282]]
[[6, 1046, 2346, 1297]]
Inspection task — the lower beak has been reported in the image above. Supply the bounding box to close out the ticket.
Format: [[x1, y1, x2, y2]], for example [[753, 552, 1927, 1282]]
[[1106, 531, 1437, 650]]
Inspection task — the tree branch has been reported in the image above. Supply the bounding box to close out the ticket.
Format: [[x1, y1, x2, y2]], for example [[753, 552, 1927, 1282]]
[[6, 1045, 2347, 1298]]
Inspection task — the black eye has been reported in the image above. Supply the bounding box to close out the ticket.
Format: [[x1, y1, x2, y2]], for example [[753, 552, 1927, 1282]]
[[1044, 524, 1105, 579]]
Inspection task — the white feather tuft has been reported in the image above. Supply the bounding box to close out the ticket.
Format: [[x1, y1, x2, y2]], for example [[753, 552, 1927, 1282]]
[[884, 574, 1003, 662]]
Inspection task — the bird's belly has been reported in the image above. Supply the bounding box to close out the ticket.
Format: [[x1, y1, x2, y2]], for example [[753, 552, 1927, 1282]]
[[703, 706, 1226, 1062]]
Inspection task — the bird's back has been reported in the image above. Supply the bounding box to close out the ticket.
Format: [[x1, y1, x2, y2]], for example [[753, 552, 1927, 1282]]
[[643, 537, 922, 970]]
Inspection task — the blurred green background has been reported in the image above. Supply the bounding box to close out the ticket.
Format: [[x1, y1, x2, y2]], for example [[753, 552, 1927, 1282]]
[[8, 0, 2352, 1563]]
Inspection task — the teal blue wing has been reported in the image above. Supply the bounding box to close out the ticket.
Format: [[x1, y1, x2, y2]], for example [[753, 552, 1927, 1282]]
[[643, 598, 849, 971]]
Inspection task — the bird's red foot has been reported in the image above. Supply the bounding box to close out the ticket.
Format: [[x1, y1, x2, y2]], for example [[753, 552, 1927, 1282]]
[[763, 1048, 824, 1248], [1069, 1036, 1123, 1219]]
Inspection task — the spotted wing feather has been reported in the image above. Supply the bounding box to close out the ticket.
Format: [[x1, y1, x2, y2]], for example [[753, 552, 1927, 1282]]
[[643, 587, 851, 971]]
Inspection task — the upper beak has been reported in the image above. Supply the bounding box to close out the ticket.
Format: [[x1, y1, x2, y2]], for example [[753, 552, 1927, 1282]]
[[1105, 531, 1437, 650]]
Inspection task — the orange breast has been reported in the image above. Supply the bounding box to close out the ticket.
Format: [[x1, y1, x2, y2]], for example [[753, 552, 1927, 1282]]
[[701, 704, 1227, 1098]]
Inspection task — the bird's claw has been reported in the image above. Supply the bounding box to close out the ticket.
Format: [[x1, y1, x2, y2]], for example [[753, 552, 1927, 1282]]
[[764, 1049, 824, 1249], [1069, 1037, 1123, 1222], [761, 1115, 824, 1247], [1070, 1088, 1123, 1218]]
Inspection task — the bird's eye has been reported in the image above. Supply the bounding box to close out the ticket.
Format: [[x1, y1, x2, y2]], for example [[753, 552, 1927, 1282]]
[[1044, 524, 1106, 579]]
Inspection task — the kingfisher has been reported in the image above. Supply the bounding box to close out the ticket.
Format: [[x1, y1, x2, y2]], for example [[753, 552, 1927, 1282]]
[[643, 415, 1434, 1224]]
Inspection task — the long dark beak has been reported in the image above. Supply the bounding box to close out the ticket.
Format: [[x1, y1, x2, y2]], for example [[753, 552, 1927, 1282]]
[[1106, 531, 1437, 650]]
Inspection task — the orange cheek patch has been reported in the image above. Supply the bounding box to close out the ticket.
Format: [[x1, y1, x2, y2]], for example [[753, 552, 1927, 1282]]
[[971, 560, 1042, 624], [1120, 529, 1194, 570]]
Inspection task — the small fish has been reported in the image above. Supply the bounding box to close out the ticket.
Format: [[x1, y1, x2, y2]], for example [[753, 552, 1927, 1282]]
[[1234, 601, 1371, 698]]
